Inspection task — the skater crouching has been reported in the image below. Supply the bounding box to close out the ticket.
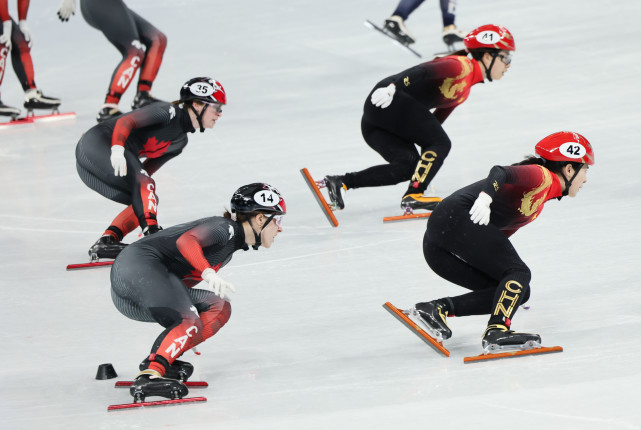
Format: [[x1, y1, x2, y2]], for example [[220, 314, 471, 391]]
[[110, 183, 286, 401], [75, 76, 225, 261], [414, 131, 594, 350], [323, 24, 515, 215]]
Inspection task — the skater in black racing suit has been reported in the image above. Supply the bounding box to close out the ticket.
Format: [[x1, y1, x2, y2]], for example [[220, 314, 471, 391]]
[[75, 77, 226, 260], [110, 183, 285, 401], [411, 131, 594, 350]]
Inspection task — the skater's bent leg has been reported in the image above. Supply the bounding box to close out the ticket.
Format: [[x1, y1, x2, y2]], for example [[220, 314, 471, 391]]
[[343, 120, 419, 189], [391, 0, 426, 20], [130, 11, 166, 92], [103, 205, 139, 241], [405, 116, 451, 195], [131, 168, 159, 230], [9, 20, 36, 91], [487, 267, 531, 328], [190, 289, 232, 342], [439, 0, 457, 27], [423, 239, 498, 316]]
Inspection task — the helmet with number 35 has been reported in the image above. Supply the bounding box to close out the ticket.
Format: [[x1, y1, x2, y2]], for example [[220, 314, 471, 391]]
[[231, 183, 287, 215], [535, 131, 595, 165], [464, 24, 515, 51], [179, 77, 227, 104]]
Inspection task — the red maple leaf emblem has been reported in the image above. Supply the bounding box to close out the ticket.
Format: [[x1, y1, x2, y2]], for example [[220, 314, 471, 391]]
[[141, 136, 171, 158]]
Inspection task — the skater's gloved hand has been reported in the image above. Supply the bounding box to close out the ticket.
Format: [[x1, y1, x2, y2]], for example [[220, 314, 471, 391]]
[[57, 0, 76, 22], [110, 145, 127, 177], [0, 21, 12, 50], [18, 21, 32, 48], [200, 268, 236, 301], [469, 192, 492, 225], [370, 83, 396, 108]]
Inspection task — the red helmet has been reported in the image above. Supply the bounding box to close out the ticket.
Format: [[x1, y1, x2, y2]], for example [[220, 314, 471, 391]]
[[464, 25, 515, 51], [535, 131, 595, 165]]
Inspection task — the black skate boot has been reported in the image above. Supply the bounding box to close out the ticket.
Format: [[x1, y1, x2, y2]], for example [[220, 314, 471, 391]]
[[323, 175, 346, 210], [96, 104, 123, 123], [88, 235, 128, 261], [0, 100, 21, 118], [131, 91, 163, 110], [442, 25, 466, 48], [414, 300, 452, 340], [383, 15, 416, 45], [482, 324, 542, 352], [23, 89, 61, 112], [400, 193, 442, 213], [129, 370, 189, 402], [139, 358, 194, 382]]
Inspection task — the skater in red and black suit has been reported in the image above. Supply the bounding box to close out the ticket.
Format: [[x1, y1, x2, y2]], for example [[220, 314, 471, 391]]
[[75, 76, 226, 260], [57, 0, 167, 122], [410, 131, 594, 350], [0, 0, 60, 117], [323, 24, 514, 215], [110, 183, 285, 401]]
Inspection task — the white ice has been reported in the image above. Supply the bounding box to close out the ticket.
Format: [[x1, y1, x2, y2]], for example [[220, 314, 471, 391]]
[[1, 0, 640, 429]]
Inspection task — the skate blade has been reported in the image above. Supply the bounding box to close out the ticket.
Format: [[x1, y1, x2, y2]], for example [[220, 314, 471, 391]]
[[107, 396, 206, 411], [383, 302, 450, 357], [463, 345, 563, 364], [115, 381, 208, 388], [66, 261, 114, 270], [300, 168, 339, 227], [383, 212, 432, 223]]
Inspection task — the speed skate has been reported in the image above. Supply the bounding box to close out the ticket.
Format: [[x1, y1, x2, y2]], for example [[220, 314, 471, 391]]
[[0, 110, 76, 129], [463, 342, 563, 363], [383, 302, 450, 357], [300, 168, 339, 227]]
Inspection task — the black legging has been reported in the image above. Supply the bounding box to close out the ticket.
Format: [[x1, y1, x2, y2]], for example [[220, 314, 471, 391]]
[[423, 197, 531, 321], [75, 127, 158, 229], [80, 0, 166, 101], [343, 84, 451, 195], [111, 244, 230, 366]]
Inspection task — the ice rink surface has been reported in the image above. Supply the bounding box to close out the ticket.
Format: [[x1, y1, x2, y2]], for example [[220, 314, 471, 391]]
[[1, 0, 640, 429]]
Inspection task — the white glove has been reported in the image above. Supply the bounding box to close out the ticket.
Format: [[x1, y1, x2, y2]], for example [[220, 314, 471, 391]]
[[370, 83, 396, 108], [18, 20, 32, 48], [201, 268, 236, 300], [110, 145, 127, 177], [57, 0, 76, 22], [0, 20, 12, 50], [469, 192, 493, 225]]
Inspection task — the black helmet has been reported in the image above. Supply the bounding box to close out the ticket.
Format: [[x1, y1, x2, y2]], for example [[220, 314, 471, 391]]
[[179, 77, 226, 104], [231, 183, 286, 215]]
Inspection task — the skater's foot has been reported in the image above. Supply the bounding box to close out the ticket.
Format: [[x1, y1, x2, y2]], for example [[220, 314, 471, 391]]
[[0, 100, 21, 117], [24, 89, 61, 110], [323, 175, 346, 210], [131, 91, 163, 110], [400, 193, 442, 212], [139, 358, 194, 382], [482, 323, 541, 351], [415, 300, 452, 340], [383, 15, 416, 45], [88, 235, 127, 260], [442, 24, 466, 46], [129, 369, 189, 402], [97, 104, 122, 123]]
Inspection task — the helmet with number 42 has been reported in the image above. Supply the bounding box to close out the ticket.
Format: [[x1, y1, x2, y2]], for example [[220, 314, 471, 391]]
[[231, 183, 287, 215], [535, 131, 595, 165], [464, 24, 515, 51], [179, 77, 227, 104]]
